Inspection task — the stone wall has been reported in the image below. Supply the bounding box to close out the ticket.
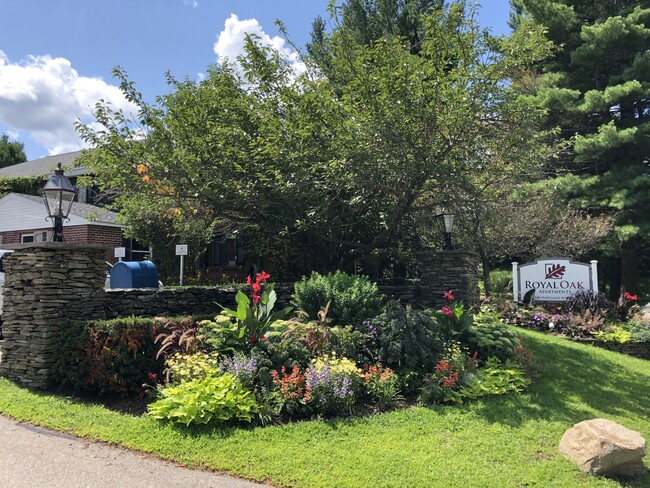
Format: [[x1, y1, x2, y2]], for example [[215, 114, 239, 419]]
[[416, 251, 481, 308], [0, 244, 107, 388]]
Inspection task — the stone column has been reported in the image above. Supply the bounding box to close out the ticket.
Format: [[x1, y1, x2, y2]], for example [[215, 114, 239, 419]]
[[416, 251, 480, 309], [0, 243, 107, 389]]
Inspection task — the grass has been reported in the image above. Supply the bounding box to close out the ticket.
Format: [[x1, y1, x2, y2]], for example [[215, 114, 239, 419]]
[[1, 328, 649, 487]]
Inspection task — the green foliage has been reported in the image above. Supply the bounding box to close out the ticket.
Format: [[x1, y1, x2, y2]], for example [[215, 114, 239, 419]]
[[488, 270, 512, 297], [292, 270, 383, 325], [57, 317, 163, 396], [164, 351, 221, 384], [326, 325, 371, 364], [0, 134, 27, 169], [77, 2, 551, 274], [148, 373, 258, 426], [0, 175, 47, 196], [460, 358, 531, 400], [216, 273, 293, 349], [593, 326, 632, 344], [629, 320, 650, 343], [433, 300, 473, 342], [371, 301, 444, 371], [467, 313, 520, 362]]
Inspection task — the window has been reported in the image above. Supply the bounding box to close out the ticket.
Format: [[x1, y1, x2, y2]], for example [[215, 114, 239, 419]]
[[20, 231, 50, 243]]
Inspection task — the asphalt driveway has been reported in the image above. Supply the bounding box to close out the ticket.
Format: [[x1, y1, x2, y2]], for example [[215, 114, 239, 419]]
[[0, 415, 264, 488]]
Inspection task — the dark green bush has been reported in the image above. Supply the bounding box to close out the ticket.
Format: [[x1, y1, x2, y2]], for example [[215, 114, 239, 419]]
[[292, 270, 384, 326], [489, 269, 512, 296], [371, 301, 444, 372], [57, 316, 168, 396]]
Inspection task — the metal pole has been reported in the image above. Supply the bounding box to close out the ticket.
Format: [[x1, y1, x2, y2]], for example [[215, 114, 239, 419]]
[[180, 254, 184, 286], [444, 232, 452, 251], [53, 217, 64, 242], [590, 260, 599, 294], [512, 262, 519, 303]]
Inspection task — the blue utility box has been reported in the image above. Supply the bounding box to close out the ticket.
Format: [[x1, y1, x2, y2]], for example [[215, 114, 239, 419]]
[[109, 260, 159, 289]]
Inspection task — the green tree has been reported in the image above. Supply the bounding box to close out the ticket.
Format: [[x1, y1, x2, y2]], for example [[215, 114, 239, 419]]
[[511, 1, 650, 298], [77, 2, 550, 277], [0, 134, 27, 168]]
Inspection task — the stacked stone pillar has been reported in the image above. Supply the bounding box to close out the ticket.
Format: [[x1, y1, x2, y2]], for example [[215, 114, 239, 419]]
[[416, 251, 480, 308], [0, 243, 107, 388]]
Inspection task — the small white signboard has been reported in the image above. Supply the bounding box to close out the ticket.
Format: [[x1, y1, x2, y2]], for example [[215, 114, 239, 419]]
[[512, 257, 598, 303], [114, 247, 126, 258], [175, 244, 188, 256]]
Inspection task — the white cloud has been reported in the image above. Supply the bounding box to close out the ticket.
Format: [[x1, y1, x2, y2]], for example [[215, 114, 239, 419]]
[[181, 0, 198, 7], [0, 50, 137, 155], [213, 14, 306, 76]]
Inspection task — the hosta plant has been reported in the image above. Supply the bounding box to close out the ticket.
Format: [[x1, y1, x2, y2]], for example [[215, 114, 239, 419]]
[[148, 373, 258, 426]]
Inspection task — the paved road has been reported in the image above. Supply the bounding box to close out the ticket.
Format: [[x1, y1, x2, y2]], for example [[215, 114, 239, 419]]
[[0, 415, 265, 488]]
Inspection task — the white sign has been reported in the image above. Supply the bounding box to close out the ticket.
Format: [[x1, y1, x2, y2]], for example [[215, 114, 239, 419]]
[[114, 247, 126, 258], [512, 258, 598, 303], [175, 244, 188, 256]]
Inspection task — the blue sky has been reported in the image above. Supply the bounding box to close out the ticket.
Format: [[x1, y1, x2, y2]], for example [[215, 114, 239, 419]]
[[0, 0, 512, 160]]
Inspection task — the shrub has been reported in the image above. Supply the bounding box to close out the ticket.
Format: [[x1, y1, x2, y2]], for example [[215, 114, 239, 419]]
[[293, 270, 384, 325], [148, 373, 258, 426], [629, 321, 650, 342], [460, 358, 531, 400], [164, 351, 221, 384], [371, 301, 444, 372], [489, 269, 512, 297], [270, 365, 309, 417], [466, 313, 520, 362], [57, 317, 164, 396], [326, 325, 371, 364]]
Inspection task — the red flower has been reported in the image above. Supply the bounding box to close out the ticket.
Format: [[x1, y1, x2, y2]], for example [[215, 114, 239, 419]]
[[246, 275, 252, 285], [259, 271, 271, 281], [441, 306, 453, 317], [251, 282, 261, 293], [624, 292, 637, 301], [443, 290, 455, 301], [252, 294, 261, 304]]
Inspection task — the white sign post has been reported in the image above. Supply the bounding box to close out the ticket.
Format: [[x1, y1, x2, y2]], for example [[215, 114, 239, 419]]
[[512, 257, 598, 303], [176, 244, 188, 286], [114, 247, 126, 262]]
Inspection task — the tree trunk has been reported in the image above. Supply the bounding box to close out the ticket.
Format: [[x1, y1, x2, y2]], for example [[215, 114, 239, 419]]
[[608, 256, 622, 302], [620, 236, 638, 295]]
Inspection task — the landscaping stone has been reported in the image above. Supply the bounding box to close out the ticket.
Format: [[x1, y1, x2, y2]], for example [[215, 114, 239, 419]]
[[559, 418, 647, 477]]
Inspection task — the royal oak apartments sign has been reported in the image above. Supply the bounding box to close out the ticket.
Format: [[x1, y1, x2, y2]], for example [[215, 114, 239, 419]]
[[512, 258, 599, 303]]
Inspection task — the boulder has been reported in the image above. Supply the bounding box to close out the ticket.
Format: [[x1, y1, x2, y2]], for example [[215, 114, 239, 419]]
[[559, 418, 647, 478]]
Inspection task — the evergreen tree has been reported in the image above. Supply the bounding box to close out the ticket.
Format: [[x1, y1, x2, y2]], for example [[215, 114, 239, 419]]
[[0, 134, 27, 169], [512, 1, 650, 298]]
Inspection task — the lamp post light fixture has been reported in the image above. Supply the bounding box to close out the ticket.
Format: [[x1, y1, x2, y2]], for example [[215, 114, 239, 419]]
[[435, 210, 455, 251], [39, 163, 78, 242]]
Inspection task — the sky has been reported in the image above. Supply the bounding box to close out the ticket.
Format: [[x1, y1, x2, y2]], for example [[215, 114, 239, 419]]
[[0, 0, 512, 161]]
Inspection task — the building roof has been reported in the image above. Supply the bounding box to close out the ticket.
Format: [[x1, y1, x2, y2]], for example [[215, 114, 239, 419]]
[[0, 193, 121, 233], [0, 150, 88, 178]]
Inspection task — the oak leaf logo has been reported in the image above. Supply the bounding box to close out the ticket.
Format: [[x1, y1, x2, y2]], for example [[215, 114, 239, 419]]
[[545, 264, 566, 280]]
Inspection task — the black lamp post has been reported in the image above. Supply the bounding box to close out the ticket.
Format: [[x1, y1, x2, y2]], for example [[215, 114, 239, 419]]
[[39, 163, 78, 242], [435, 210, 455, 251]]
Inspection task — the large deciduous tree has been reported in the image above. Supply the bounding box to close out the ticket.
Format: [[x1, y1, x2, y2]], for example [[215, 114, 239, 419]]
[[0, 134, 27, 169], [77, 2, 550, 278], [511, 1, 650, 298]]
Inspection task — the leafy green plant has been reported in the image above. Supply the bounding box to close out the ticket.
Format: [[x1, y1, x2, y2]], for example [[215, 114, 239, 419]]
[[148, 373, 258, 426], [418, 342, 477, 405], [371, 300, 444, 372], [292, 270, 384, 325], [629, 320, 650, 343], [433, 290, 473, 341], [467, 313, 520, 362], [460, 358, 531, 400], [164, 351, 221, 384], [217, 271, 293, 349], [593, 326, 632, 343], [488, 269, 512, 297]]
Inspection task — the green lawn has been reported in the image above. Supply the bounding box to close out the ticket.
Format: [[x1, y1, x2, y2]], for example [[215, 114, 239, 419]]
[[1, 329, 649, 487]]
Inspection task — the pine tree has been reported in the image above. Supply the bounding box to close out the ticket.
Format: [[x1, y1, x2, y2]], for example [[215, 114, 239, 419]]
[[512, 1, 650, 298]]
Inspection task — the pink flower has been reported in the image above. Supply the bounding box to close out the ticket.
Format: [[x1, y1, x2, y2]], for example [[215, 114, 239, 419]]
[[441, 306, 453, 317], [443, 290, 455, 301]]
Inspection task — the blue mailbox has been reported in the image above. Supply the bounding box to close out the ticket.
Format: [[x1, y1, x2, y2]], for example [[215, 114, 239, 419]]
[[109, 260, 159, 289]]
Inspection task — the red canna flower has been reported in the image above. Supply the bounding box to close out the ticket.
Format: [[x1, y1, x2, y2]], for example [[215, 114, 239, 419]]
[[443, 290, 455, 301], [259, 271, 271, 281], [624, 292, 637, 301], [441, 306, 453, 317], [246, 275, 252, 285]]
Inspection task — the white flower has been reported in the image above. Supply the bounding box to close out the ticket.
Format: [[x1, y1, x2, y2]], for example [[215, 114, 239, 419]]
[[548, 322, 555, 330]]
